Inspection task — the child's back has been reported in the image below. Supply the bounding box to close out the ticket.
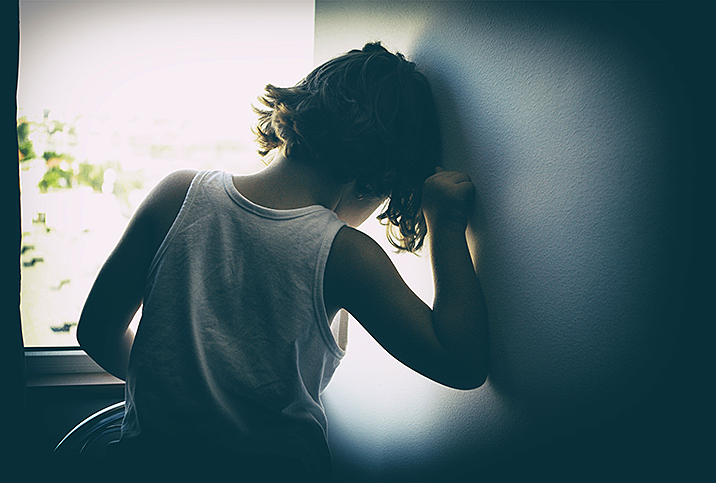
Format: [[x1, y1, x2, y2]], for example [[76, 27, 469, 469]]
[[122, 169, 346, 477]]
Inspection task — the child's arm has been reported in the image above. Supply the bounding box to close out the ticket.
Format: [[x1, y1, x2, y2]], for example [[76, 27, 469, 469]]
[[325, 169, 488, 389], [77, 170, 197, 380]]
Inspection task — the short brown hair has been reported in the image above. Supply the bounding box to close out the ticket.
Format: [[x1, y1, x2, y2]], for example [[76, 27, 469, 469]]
[[253, 42, 441, 252]]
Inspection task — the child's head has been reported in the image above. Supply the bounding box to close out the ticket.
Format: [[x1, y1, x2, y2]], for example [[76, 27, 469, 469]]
[[253, 42, 441, 253]]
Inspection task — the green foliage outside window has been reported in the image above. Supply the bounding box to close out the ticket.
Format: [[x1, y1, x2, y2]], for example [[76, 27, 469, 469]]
[[76, 162, 105, 192], [38, 165, 74, 192], [17, 119, 36, 161], [18, 117, 145, 201], [38, 151, 75, 192]]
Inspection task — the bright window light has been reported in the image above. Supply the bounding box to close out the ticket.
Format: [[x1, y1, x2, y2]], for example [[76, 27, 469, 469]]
[[18, 0, 315, 347]]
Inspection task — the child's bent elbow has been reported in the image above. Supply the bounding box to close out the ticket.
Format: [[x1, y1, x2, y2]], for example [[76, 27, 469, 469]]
[[440, 362, 488, 390], [76, 321, 104, 355], [452, 371, 487, 391], [463, 372, 488, 390], [76, 326, 95, 355]]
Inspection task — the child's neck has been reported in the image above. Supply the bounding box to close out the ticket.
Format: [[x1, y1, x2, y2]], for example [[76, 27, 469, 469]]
[[233, 152, 345, 212]]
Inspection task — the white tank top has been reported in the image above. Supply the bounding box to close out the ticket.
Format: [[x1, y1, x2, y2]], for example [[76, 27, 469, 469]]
[[121, 170, 347, 473]]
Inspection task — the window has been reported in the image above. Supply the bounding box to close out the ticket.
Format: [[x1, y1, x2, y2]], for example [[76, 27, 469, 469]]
[[19, 0, 316, 349]]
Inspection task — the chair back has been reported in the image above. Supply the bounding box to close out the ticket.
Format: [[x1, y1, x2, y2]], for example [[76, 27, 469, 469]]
[[54, 401, 125, 458]]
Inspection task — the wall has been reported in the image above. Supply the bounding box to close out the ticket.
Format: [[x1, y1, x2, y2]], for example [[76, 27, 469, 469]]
[[317, 2, 712, 481]]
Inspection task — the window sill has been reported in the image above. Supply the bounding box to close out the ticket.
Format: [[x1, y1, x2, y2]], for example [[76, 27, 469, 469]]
[[24, 349, 124, 388]]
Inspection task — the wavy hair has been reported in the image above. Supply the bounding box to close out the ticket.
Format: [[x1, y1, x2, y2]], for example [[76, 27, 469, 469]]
[[253, 42, 441, 252]]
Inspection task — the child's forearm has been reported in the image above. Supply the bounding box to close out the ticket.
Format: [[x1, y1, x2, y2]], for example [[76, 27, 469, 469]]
[[429, 224, 488, 387]]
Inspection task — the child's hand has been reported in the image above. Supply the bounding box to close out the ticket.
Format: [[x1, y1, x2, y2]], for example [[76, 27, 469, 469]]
[[422, 167, 475, 232]]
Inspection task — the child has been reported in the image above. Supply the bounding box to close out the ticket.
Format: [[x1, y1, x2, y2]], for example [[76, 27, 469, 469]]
[[78, 42, 488, 481]]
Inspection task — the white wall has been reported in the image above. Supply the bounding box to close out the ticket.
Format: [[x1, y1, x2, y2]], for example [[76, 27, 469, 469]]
[[317, 2, 708, 481]]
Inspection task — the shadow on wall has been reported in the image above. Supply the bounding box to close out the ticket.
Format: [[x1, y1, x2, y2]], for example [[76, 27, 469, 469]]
[[320, 1, 710, 482], [411, 0, 692, 415]]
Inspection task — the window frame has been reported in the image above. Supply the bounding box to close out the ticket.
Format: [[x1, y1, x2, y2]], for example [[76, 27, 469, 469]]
[[24, 348, 123, 387]]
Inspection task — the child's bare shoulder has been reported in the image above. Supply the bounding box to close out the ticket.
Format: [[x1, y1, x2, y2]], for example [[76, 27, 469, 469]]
[[329, 226, 386, 269], [140, 170, 197, 219], [153, 169, 198, 204], [324, 226, 387, 318], [130, 170, 198, 249], [325, 225, 396, 303]]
